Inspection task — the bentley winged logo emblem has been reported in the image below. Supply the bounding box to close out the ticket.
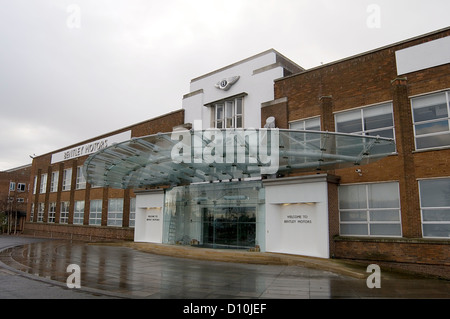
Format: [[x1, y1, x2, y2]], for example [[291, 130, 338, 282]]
[[215, 76, 240, 91]]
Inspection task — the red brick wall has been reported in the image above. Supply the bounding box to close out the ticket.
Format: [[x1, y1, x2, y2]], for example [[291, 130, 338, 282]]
[[274, 28, 450, 278], [24, 110, 185, 241]]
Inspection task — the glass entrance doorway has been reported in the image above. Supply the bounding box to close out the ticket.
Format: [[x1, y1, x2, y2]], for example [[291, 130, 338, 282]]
[[163, 180, 265, 250], [202, 206, 256, 249]]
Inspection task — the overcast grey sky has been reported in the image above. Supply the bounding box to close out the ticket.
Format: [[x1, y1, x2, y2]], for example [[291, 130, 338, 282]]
[[0, 0, 449, 170]]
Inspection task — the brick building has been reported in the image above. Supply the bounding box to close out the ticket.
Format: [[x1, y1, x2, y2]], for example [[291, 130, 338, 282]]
[[25, 111, 184, 241], [0, 164, 31, 233], [24, 28, 449, 279], [264, 27, 450, 278]]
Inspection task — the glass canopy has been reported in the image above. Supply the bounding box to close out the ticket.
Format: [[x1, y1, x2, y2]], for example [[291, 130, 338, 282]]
[[83, 129, 395, 189]]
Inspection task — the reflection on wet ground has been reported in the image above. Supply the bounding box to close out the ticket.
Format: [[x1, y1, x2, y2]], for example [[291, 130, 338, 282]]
[[1, 239, 449, 299]]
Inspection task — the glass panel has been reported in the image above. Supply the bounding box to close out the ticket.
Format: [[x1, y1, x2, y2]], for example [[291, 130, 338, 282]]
[[412, 93, 448, 122], [369, 210, 400, 221], [368, 183, 399, 208], [423, 224, 450, 238], [340, 210, 367, 222], [340, 224, 368, 236], [419, 179, 450, 207], [416, 132, 450, 149], [363, 104, 393, 131], [305, 117, 321, 131], [236, 98, 243, 114], [370, 224, 401, 236], [422, 209, 450, 222], [236, 116, 243, 128], [415, 120, 449, 136], [216, 104, 223, 120], [336, 110, 362, 133], [290, 121, 305, 130], [339, 185, 366, 209]]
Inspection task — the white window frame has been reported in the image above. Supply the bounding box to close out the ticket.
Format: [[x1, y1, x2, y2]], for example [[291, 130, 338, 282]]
[[411, 90, 450, 151], [17, 183, 26, 192], [335, 102, 395, 138], [213, 97, 244, 129], [107, 198, 123, 227], [40, 173, 47, 194], [74, 200, 85, 225], [60, 201, 70, 224], [48, 202, 56, 223], [62, 168, 72, 191], [289, 116, 321, 131], [338, 182, 402, 237], [50, 171, 59, 192], [76, 166, 86, 190], [418, 177, 450, 239], [89, 199, 102, 226], [9, 182, 15, 191], [129, 197, 136, 228], [37, 203, 44, 223]]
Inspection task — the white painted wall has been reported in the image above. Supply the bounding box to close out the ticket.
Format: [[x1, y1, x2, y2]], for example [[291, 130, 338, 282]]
[[182, 50, 287, 129], [264, 175, 330, 258], [134, 190, 165, 243], [395, 35, 450, 75]]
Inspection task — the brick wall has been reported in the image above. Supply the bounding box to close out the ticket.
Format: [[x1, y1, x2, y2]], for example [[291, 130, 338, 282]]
[[24, 110, 185, 241], [273, 28, 450, 278]]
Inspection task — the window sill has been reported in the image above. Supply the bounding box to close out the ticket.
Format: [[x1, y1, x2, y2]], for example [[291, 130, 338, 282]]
[[334, 235, 450, 244]]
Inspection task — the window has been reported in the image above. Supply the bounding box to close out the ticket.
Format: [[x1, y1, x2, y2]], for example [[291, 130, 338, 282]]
[[107, 198, 123, 227], [289, 117, 321, 131], [214, 97, 243, 128], [60, 201, 70, 224], [76, 166, 86, 190], [50, 171, 59, 192], [62, 168, 72, 191], [89, 200, 102, 226], [33, 176, 37, 194], [419, 178, 450, 238], [335, 103, 394, 139], [129, 197, 136, 228], [339, 182, 402, 237], [9, 182, 15, 191], [411, 91, 450, 150], [17, 198, 25, 203], [48, 202, 56, 223], [30, 203, 34, 222], [40, 173, 47, 194], [74, 201, 85, 225], [17, 183, 26, 192], [37, 203, 44, 222], [289, 117, 321, 161]]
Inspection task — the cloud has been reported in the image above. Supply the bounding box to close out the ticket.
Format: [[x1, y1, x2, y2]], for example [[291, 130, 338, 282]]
[[0, 0, 449, 170]]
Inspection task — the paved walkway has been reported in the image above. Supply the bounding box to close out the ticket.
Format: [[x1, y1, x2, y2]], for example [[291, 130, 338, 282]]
[[0, 235, 449, 299]]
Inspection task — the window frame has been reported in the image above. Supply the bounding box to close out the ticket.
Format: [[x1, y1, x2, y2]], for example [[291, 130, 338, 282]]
[[62, 168, 72, 191], [418, 177, 450, 239], [334, 102, 395, 139], [107, 198, 124, 227], [50, 171, 59, 193], [60, 201, 70, 224], [76, 166, 86, 190], [74, 200, 85, 225], [411, 90, 450, 151], [213, 96, 244, 129], [338, 182, 402, 237], [89, 199, 102, 226]]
